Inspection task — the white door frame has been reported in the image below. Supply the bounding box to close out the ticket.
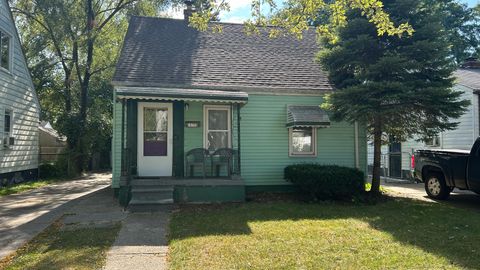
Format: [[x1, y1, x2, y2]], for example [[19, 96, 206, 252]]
[[137, 102, 173, 177]]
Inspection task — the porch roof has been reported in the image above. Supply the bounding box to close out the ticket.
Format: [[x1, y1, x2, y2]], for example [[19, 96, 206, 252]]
[[116, 86, 248, 103], [286, 105, 330, 128]]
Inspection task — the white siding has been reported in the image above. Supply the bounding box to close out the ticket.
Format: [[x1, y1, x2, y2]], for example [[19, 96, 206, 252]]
[[367, 84, 479, 175], [0, 0, 40, 174]]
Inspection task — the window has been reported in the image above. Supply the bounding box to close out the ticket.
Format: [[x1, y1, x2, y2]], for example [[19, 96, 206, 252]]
[[2, 109, 13, 147], [424, 135, 441, 147], [289, 127, 316, 156], [204, 105, 230, 151], [0, 30, 10, 71], [143, 107, 168, 156]]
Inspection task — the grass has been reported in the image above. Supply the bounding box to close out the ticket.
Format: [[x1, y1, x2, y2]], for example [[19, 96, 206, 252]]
[[169, 198, 480, 270], [0, 221, 120, 270], [0, 178, 65, 197]]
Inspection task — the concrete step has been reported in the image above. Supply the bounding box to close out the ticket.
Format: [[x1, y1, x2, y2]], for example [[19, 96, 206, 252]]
[[131, 187, 174, 193], [128, 203, 174, 213], [131, 193, 173, 202], [131, 179, 171, 186], [129, 198, 174, 205]]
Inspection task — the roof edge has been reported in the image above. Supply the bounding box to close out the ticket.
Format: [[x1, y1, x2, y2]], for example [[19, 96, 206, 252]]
[[112, 81, 332, 95]]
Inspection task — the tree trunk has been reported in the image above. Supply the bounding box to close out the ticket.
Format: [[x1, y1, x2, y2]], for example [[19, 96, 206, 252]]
[[371, 117, 382, 195]]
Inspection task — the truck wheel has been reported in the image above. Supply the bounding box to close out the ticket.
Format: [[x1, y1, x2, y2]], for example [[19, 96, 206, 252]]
[[425, 173, 450, 200]]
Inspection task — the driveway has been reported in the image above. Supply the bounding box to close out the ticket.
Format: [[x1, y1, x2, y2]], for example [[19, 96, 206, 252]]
[[383, 180, 480, 209], [0, 173, 111, 260]]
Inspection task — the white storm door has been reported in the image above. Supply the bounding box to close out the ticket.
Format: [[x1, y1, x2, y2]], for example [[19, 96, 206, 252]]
[[137, 102, 173, 177]]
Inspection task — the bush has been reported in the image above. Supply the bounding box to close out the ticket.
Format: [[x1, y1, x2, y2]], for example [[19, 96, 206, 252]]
[[39, 163, 58, 179], [284, 164, 365, 201]]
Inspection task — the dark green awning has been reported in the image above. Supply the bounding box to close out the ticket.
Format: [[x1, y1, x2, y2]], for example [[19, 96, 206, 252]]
[[286, 105, 330, 128]]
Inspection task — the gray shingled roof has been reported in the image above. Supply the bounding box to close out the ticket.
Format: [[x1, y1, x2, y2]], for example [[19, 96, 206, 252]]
[[113, 16, 331, 93], [454, 69, 480, 90]]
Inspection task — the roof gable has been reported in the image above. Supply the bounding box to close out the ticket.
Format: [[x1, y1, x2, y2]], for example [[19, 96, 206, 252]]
[[113, 16, 331, 93]]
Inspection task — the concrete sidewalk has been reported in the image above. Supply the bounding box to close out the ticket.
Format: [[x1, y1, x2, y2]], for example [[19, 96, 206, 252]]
[[104, 210, 171, 270], [0, 173, 112, 260]]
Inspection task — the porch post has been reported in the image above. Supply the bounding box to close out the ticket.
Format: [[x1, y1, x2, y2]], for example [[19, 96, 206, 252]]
[[237, 103, 241, 175], [120, 98, 127, 178]]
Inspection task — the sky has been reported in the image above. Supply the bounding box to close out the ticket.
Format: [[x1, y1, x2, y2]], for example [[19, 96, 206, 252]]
[[164, 0, 479, 23]]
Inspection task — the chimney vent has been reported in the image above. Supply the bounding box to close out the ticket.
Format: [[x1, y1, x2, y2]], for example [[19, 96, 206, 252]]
[[184, 1, 194, 21], [461, 57, 480, 69]]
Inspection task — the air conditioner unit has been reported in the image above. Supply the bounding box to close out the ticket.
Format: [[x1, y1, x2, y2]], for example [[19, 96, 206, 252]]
[[3, 137, 14, 147]]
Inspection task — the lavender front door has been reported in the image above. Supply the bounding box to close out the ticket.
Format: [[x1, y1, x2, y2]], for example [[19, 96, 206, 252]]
[[137, 102, 173, 176]]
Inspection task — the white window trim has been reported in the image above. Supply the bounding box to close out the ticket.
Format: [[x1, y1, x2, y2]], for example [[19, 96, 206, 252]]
[[0, 27, 13, 73], [288, 127, 317, 157], [203, 104, 231, 151], [2, 108, 13, 148], [424, 135, 441, 147]]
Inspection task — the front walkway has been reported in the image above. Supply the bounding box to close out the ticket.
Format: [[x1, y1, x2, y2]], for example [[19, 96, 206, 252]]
[[0, 173, 111, 260], [103, 210, 171, 270]]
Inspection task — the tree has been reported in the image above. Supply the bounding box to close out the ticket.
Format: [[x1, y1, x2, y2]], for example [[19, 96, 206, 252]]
[[12, 0, 179, 175], [318, 0, 469, 195], [434, 0, 480, 64], [189, 0, 413, 38]]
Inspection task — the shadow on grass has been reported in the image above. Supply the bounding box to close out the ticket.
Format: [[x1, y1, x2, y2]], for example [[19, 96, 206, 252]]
[[2, 222, 120, 270], [170, 196, 480, 269]]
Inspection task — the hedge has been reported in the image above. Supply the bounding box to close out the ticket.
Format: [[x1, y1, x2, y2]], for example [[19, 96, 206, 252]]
[[284, 164, 365, 201]]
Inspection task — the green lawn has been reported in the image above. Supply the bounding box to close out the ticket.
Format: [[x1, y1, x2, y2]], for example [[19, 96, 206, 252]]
[[169, 198, 480, 270], [0, 179, 65, 197], [1, 221, 120, 270]]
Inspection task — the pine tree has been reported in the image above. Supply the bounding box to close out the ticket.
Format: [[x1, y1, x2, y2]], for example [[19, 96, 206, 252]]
[[319, 0, 470, 195]]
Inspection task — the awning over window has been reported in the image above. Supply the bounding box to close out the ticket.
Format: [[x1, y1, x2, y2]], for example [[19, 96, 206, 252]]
[[115, 87, 248, 103], [286, 105, 330, 128]]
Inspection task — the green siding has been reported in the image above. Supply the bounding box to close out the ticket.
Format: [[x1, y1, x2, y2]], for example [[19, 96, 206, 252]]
[[111, 93, 124, 188], [111, 93, 368, 190], [184, 102, 204, 152], [240, 94, 367, 186]]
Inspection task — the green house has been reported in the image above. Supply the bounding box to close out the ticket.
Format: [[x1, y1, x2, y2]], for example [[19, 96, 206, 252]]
[[111, 16, 367, 207]]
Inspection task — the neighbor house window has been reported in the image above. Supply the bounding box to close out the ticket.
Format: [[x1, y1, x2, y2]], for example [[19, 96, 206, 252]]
[[0, 30, 10, 71], [424, 135, 440, 147], [289, 127, 316, 156], [3, 109, 13, 147], [204, 105, 230, 151]]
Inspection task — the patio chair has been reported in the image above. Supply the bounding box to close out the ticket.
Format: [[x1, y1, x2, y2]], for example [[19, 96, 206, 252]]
[[185, 148, 210, 178], [211, 148, 234, 177]]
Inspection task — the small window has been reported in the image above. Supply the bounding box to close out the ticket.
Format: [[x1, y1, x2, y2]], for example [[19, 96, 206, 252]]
[[204, 105, 230, 151], [3, 109, 13, 147], [424, 135, 440, 147], [0, 30, 10, 70], [289, 127, 317, 156]]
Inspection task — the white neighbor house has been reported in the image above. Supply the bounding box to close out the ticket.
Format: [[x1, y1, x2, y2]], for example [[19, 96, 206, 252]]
[[368, 60, 480, 179], [0, 0, 40, 185]]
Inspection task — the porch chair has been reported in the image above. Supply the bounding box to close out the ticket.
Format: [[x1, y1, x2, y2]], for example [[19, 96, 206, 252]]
[[211, 148, 234, 178], [185, 148, 210, 178]]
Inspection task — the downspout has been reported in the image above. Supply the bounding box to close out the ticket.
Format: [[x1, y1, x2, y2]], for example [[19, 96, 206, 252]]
[[354, 121, 359, 169], [237, 103, 241, 175]]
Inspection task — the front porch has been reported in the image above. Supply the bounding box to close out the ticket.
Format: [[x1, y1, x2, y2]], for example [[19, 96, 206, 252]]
[[113, 87, 248, 206]]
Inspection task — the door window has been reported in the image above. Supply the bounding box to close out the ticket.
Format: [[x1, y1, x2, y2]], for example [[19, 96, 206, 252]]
[[143, 108, 168, 156]]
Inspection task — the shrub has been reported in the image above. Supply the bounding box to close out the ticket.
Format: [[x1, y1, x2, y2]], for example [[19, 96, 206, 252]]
[[284, 164, 365, 201], [39, 163, 58, 179]]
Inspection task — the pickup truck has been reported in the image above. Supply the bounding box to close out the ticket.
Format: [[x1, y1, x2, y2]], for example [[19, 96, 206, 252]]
[[413, 137, 480, 199]]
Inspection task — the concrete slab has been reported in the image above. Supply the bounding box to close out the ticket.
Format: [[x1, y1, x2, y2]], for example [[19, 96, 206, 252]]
[[104, 211, 170, 270], [0, 173, 112, 260]]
